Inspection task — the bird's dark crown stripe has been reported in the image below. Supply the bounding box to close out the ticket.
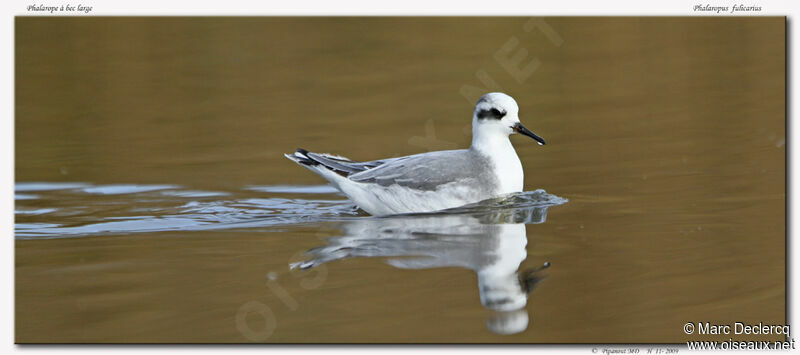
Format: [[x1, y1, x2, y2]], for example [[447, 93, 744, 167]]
[[477, 108, 506, 120]]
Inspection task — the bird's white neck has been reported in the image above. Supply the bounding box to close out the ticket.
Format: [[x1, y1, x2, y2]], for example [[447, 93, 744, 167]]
[[470, 127, 524, 194], [471, 129, 514, 154]]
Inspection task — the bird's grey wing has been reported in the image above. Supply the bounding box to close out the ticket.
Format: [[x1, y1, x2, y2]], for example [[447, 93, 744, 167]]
[[348, 150, 480, 191], [304, 151, 398, 175]]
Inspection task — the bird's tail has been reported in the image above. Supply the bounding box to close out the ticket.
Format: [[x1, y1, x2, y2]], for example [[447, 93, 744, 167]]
[[284, 148, 354, 178], [284, 148, 319, 166]]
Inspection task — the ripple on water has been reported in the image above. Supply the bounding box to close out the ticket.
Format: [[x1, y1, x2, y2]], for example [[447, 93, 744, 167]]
[[14, 183, 359, 239], [15, 182, 90, 192], [14, 182, 566, 239], [82, 184, 180, 195], [15, 208, 57, 215], [160, 190, 230, 198]]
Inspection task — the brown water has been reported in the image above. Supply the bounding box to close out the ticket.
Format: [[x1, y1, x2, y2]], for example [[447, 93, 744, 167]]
[[15, 17, 785, 343]]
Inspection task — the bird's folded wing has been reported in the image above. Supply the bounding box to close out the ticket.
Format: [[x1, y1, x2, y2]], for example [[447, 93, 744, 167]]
[[348, 150, 477, 191]]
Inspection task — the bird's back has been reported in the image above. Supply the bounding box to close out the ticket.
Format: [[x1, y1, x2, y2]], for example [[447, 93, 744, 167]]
[[349, 149, 498, 193]]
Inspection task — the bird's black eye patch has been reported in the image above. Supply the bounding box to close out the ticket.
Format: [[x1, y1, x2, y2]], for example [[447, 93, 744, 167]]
[[477, 108, 507, 120]]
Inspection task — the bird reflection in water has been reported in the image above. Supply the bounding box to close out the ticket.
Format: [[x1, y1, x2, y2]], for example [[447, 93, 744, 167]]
[[290, 190, 566, 335]]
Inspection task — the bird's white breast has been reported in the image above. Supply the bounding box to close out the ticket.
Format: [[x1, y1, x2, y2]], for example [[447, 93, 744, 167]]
[[478, 139, 524, 195], [492, 150, 524, 194]]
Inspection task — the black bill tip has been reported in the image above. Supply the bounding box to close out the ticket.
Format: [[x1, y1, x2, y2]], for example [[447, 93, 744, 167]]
[[513, 122, 546, 146]]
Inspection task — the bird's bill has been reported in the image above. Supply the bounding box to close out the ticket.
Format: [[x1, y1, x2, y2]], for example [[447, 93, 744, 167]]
[[513, 122, 546, 146]]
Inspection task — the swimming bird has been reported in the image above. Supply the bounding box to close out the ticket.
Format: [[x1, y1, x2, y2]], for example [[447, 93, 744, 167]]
[[284, 92, 546, 216]]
